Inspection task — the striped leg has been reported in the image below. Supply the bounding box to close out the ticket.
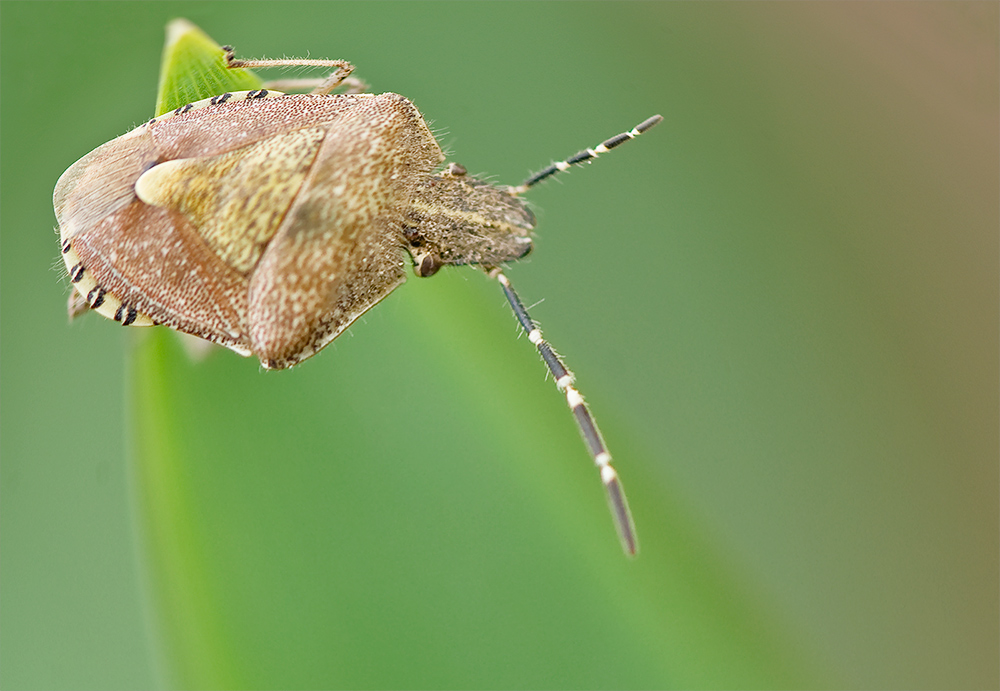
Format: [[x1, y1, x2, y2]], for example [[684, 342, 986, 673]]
[[511, 114, 663, 195], [493, 270, 638, 556]]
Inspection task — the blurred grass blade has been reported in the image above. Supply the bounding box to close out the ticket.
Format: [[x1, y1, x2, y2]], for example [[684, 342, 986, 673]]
[[131, 331, 236, 687]]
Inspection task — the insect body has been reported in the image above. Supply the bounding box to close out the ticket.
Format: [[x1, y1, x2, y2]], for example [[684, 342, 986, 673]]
[[54, 50, 660, 555]]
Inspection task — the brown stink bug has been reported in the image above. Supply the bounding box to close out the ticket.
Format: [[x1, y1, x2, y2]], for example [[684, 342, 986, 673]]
[[54, 46, 661, 556]]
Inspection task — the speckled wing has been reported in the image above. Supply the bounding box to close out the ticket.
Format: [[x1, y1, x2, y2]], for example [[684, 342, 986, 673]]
[[53, 91, 442, 362], [247, 94, 444, 368], [54, 115, 254, 350]]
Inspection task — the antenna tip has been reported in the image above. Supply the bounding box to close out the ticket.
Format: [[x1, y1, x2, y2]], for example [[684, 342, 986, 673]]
[[603, 471, 639, 557], [637, 114, 663, 133]]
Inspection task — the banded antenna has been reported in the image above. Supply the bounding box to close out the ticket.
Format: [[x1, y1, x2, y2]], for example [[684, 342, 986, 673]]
[[497, 115, 662, 556], [511, 115, 663, 194]]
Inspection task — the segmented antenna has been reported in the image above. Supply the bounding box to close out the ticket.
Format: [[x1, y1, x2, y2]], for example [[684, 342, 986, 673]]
[[496, 115, 660, 555], [491, 270, 638, 556], [511, 114, 663, 195]]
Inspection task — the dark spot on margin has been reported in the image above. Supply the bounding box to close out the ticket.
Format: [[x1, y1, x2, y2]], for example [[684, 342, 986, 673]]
[[88, 286, 106, 309]]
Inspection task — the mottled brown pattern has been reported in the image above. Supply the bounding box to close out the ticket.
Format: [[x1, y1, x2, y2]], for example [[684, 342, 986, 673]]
[[54, 90, 536, 368], [55, 127, 154, 242], [247, 97, 442, 367], [72, 202, 251, 351], [136, 127, 325, 273]]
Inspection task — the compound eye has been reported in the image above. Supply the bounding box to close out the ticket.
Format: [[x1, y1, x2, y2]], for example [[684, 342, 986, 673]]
[[415, 252, 442, 278]]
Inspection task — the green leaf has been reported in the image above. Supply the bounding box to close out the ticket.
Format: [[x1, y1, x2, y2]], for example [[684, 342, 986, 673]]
[[154, 18, 262, 117]]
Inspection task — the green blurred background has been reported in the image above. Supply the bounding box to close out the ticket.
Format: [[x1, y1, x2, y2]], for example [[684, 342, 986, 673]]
[[2, 2, 997, 689]]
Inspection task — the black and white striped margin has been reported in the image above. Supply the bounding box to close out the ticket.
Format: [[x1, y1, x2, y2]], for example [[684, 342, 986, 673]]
[[498, 114, 661, 556]]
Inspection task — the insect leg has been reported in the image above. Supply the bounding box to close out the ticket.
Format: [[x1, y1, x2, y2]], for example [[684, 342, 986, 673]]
[[223, 46, 356, 95]]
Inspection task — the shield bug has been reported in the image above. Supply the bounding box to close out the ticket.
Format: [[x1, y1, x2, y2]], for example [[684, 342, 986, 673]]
[[54, 46, 661, 556]]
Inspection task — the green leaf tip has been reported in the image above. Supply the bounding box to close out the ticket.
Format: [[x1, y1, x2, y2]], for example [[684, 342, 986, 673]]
[[155, 19, 263, 116]]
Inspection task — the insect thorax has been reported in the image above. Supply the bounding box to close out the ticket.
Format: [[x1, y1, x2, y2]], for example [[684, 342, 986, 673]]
[[402, 171, 535, 277]]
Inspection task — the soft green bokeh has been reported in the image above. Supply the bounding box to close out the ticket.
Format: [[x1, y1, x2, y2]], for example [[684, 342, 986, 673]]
[[2, 2, 997, 690]]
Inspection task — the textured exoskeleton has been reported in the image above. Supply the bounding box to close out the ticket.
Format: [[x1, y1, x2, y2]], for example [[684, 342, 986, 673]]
[[55, 90, 533, 369]]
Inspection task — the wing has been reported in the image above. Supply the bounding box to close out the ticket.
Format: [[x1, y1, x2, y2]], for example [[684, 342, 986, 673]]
[[55, 117, 252, 350], [247, 94, 445, 368], [54, 92, 443, 364]]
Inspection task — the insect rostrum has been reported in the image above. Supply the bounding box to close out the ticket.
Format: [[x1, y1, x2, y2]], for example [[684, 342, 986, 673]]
[[54, 48, 660, 556]]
